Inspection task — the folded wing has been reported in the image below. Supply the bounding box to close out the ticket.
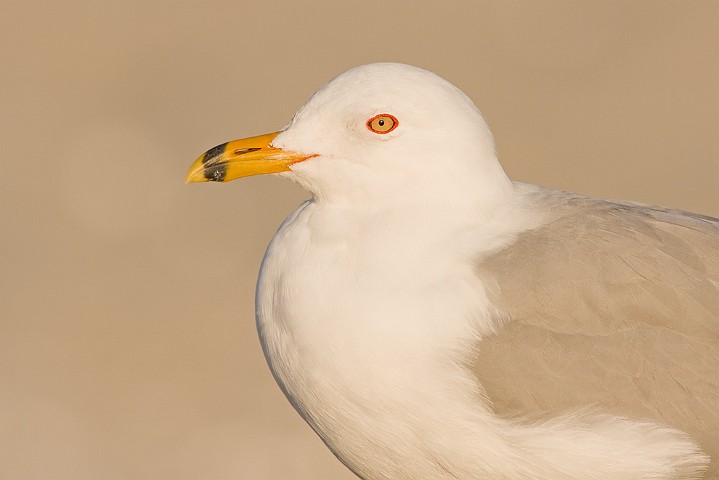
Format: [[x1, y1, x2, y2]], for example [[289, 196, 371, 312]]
[[474, 190, 719, 469]]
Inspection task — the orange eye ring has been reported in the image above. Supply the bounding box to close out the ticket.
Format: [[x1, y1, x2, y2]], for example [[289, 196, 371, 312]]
[[366, 114, 398, 134]]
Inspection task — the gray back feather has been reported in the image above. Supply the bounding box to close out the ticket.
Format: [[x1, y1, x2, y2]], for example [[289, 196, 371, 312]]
[[474, 189, 719, 469]]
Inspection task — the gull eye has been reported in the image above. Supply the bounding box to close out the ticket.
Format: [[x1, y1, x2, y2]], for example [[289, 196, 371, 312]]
[[366, 114, 398, 134]]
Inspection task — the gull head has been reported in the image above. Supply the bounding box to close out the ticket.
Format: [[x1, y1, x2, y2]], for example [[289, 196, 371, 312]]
[[187, 63, 511, 209]]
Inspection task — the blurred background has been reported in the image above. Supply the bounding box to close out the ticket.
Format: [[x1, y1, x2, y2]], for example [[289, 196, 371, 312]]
[[1, 1, 718, 479]]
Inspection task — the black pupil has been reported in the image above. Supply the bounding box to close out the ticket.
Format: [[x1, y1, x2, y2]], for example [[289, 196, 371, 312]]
[[378, 119, 385, 126]]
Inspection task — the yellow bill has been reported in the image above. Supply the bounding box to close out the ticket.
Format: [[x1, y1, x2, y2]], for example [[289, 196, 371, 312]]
[[185, 132, 315, 183]]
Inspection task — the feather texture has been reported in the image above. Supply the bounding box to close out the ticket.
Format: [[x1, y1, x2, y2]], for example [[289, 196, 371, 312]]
[[475, 186, 719, 477]]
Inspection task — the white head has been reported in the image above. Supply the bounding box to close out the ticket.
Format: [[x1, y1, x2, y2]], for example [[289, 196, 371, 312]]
[[188, 63, 513, 212]]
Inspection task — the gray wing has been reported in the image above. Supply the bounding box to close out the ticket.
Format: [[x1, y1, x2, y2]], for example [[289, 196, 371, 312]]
[[474, 189, 719, 467]]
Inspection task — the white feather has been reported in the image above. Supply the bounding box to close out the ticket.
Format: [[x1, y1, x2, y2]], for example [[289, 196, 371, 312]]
[[251, 63, 712, 479]]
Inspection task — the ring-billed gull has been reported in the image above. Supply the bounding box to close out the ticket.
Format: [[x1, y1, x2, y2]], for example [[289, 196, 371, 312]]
[[186, 63, 718, 479]]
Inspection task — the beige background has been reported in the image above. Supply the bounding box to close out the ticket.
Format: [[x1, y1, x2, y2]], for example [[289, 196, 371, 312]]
[[2, 1, 718, 479]]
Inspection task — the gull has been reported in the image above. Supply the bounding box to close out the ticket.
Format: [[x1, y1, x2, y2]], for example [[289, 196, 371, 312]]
[[186, 63, 718, 479]]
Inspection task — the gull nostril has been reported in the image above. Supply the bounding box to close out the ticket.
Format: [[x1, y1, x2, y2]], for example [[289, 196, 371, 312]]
[[234, 147, 262, 155]]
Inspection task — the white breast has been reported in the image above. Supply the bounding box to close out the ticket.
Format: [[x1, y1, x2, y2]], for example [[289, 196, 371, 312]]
[[255, 200, 509, 480]]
